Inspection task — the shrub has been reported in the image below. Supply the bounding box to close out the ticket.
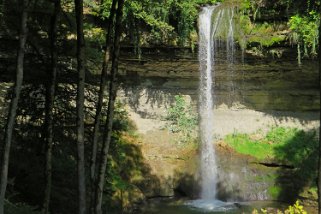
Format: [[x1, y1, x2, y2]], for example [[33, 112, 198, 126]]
[[166, 95, 198, 144]]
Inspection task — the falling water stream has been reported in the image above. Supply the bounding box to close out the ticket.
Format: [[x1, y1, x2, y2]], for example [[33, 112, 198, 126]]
[[187, 5, 236, 211], [198, 5, 217, 200]]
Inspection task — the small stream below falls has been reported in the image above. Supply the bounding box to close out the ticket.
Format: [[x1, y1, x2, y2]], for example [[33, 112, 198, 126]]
[[138, 199, 288, 214]]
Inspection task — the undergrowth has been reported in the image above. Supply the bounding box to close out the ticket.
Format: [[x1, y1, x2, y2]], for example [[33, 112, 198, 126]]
[[253, 200, 307, 214], [165, 95, 198, 144]]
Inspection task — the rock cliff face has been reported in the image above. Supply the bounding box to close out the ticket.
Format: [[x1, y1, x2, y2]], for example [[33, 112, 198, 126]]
[[136, 135, 304, 203], [116, 47, 319, 203], [118, 47, 319, 136]]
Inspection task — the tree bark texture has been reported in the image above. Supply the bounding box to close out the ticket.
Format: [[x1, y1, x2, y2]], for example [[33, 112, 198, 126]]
[[90, 0, 117, 212], [94, 0, 124, 213], [43, 1, 60, 214], [0, 1, 29, 213], [75, 0, 86, 213]]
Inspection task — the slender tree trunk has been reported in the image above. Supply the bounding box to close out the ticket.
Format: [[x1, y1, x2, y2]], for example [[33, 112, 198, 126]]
[[90, 0, 117, 212], [75, 0, 86, 213], [0, 1, 29, 213], [43, 1, 60, 213], [0, 0, 3, 24], [94, 0, 124, 213], [317, 4, 321, 213]]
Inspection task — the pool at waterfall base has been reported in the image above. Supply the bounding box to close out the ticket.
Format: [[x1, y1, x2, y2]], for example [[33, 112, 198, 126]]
[[138, 198, 288, 214], [186, 199, 235, 212]]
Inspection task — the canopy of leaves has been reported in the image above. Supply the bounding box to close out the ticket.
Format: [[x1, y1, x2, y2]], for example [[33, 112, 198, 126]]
[[289, 10, 320, 56], [85, 0, 221, 46]]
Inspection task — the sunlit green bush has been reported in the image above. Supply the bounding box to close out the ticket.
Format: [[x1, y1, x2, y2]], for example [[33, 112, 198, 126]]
[[252, 201, 307, 214], [166, 95, 198, 144], [289, 10, 320, 64]]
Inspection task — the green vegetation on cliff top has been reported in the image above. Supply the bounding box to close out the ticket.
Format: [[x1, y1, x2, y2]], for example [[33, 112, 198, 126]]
[[82, 0, 320, 51]]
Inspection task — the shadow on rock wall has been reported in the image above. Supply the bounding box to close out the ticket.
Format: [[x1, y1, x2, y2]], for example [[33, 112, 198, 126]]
[[213, 129, 319, 204], [273, 129, 318, 203], [120, 83, 178, 119], [116, 54, 319, 128]]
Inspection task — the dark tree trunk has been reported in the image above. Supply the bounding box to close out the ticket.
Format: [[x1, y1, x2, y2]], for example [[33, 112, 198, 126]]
[[90, 0, 117, 212], [94, 0, 124, 213], [318, 4, 321, 214], [0, 1, 29, 213], [43, 0, 60, 213], [75, 0, 86, 213]]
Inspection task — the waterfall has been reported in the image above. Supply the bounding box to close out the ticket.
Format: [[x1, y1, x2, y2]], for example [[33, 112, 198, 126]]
[[187, 5, 237, 211], [198, 5, 235, 200], [198, 6, 217, 199]]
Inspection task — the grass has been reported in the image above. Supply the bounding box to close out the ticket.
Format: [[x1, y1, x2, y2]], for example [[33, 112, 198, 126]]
[[225, 127, 318, 201], [224, 127, 318, 163], [268, 186, 282, 199], [225, 133, 273, 160]]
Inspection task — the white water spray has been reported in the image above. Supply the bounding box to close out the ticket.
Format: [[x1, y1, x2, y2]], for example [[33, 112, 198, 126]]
[[198, 5, 235, 200], [187, 5, 237, 211], [198, 6, 217, 200]]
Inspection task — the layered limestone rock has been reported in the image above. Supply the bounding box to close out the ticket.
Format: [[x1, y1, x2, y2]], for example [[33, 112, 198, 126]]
[[118, 47, 319, 137]]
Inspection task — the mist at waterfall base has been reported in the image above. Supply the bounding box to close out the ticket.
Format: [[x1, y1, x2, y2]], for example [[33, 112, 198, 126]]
[[186, 5, 237, 212]]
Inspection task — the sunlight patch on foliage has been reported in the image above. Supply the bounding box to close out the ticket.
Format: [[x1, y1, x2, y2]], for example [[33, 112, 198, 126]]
[[225, 127, 318, 163], [165, 95, 198, 144]]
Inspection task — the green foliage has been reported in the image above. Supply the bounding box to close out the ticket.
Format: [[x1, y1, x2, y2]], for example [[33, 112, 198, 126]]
[[253, 201, 307, 214], [113, 102, 137, 133], [170, 1, 199, 46], [101, 103, 146, 211], [234, 0, 320, 55], [166, 95, 198, 144], [289, 11, 320, 63], [273, 128, 317, 167], [226, 127, 318, 201], [225, 127, 317, 163], [82, 0, 320, 52], [83, 23, 105, 44], [125, 1, 174, 32], [85, 0, 221, 46], [268, 186, 282, 199], [225, 132, 273, 160], [265, 127, 297, 144], [239, 0, 251, 11], [225, 127, 318, 163], [86, 0, 113, 19], [168, 0, 221, 46], [105, 132, 147, 211], [285, 201, 307, 214], [236, 15, 287, 49]]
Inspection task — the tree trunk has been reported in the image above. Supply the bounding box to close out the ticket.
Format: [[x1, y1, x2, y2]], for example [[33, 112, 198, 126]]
[[317, 4, 321, 214], [75, 0, 86, 213], [90, 0, 117, 212], [43, 0, 60, 213], [94, 0, 124, 213], [0, 1, 29, 213]]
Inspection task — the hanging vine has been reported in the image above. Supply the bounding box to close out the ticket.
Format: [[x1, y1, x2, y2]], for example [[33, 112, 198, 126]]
[[289, 10, 320, 64]]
